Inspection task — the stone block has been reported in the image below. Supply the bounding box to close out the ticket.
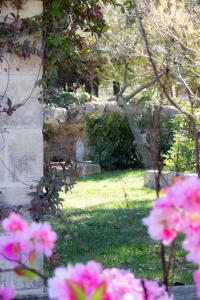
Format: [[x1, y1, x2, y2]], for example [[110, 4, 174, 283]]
[[0, 0, 43, 17], [0, 186, 33, 206], [0, 55, 43, 129], [75, 162, 101, 177], [3, 129, 43, 184], [105, 101, 123, 114], [94, 102, 105, 116], [44, 107, 68, 125], [0, 253, 44, 292], [85, 102, 96, 114], [144, 170, 197, 189], [173, 285, 197, 300], [0, 0, 44, 295]]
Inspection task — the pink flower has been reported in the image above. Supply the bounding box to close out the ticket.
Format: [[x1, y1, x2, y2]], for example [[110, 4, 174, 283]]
[[76, 260, 103, 292], [48, 267, 74, 300], [2, 212, 28, 234], [0, 286, 16, 300], [48, 261, 103, 300], [143, 200, 178, 245], [193, 269, 200, 298], [182, 228, 200, 265], [0, 236, 24, 263], [143, 177, 200, 246], [102, 268, 143, 300], [29, 223, 57, 257], [166, 177, 200, 214], [143, 279, 166, 300], [0, 213, 57, 266]]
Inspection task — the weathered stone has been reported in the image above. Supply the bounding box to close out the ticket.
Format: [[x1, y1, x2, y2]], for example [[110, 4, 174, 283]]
[[16, 290, 48, 300], [75, 161, 101, 177], [94, 102, 105, 116], [173, 285, 197, 300], [84, 101, 105, 117], [0, 0, 44, 296], [85, 102, 96, 114], [44, 106, 68, 125], [105, 101, 123, 114], [144, 170, 197, 189]]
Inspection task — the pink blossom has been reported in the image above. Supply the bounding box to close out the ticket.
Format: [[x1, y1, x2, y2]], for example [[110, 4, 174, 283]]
[[0, 236, 25, 263], [2, 212, 28, 234], [193, 269, 200, 298], [143, 201, 178, 245], [143, 177, 200, 245], [182, 228, 200, 265], [165, 177, 200, 214], [102, 268, 143, 300], [0, 213, 57, 267], [48, 267, 74, 300], [48, 262, 170, 300], [48, 261, 103, 300], [143, 279, 166, 300], [29, 223, 57, 257], [0, 286, 16, 300]]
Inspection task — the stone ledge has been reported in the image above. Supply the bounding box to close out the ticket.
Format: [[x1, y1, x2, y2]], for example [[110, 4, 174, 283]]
[[74, 161, 101, 178], [144, 170, 197, 189], [173, 285, 197, 300], [14, 285, 197, 299], [15, 288, 47, 300]]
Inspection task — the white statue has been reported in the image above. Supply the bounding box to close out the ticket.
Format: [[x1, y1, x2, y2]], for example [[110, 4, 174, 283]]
[[76, 138, 85, 161]]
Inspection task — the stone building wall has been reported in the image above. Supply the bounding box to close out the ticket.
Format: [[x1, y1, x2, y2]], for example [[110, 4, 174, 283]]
[[0, 0, 44, 295]]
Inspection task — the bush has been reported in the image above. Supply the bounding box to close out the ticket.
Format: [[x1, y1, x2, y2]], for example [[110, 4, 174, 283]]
[[86, 112, 141, 170], [49, 88, 91, 108], [163, 114, 197, 172]]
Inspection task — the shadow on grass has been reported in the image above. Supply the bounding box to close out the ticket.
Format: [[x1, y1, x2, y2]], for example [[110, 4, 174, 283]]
[[53, 201, 194, 284], [77, 168, 146, 182]]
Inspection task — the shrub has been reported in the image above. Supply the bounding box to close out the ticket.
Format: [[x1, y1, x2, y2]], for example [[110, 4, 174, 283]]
[[86, 112, 141, 170], [49, 88, 91, 108], [163, 114, 197, 172]]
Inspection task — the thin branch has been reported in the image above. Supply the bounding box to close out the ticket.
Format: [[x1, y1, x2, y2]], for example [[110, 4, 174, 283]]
[[134, 2, 192, 119], [124, 70, 166, 102]]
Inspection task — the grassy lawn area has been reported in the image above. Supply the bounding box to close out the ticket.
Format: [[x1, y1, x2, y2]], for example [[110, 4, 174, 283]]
[[52, 169, 194, 285]]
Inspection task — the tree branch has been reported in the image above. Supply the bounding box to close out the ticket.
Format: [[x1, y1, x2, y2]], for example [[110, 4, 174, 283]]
[[124, 70, 166, 102], [134, 2, 192, 119]]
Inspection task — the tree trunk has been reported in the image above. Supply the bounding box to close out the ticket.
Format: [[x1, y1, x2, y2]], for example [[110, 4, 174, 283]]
[[124, 107, 153, 168]]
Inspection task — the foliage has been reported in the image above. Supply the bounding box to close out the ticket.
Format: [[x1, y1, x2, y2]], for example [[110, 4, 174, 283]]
[[163, 133, 194, 172], [86, 112, 141, 170], [49, 89, 91, 108], [0, 0, 115, 92], [29, 162, 75, 221], [163, 115, 197, 172]]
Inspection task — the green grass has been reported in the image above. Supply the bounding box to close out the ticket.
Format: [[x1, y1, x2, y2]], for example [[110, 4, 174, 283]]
[[52, 169, 194, 284]]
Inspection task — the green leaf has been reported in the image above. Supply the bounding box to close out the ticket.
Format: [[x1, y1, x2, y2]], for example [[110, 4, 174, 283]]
[[67, 280, 86, 300], [91, 282, 106, 300], [14, 268, 39, 280]]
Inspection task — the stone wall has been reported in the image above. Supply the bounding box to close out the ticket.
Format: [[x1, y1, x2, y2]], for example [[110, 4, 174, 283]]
[[44, 101, 178, 162], [0, 0, 44, 295]]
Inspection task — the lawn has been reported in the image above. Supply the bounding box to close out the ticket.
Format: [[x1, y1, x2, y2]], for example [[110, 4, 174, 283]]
[[52, 169, 194, 285]]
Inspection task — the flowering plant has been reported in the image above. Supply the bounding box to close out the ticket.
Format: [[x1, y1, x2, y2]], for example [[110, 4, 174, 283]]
[[1, 176, 200, 299]]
